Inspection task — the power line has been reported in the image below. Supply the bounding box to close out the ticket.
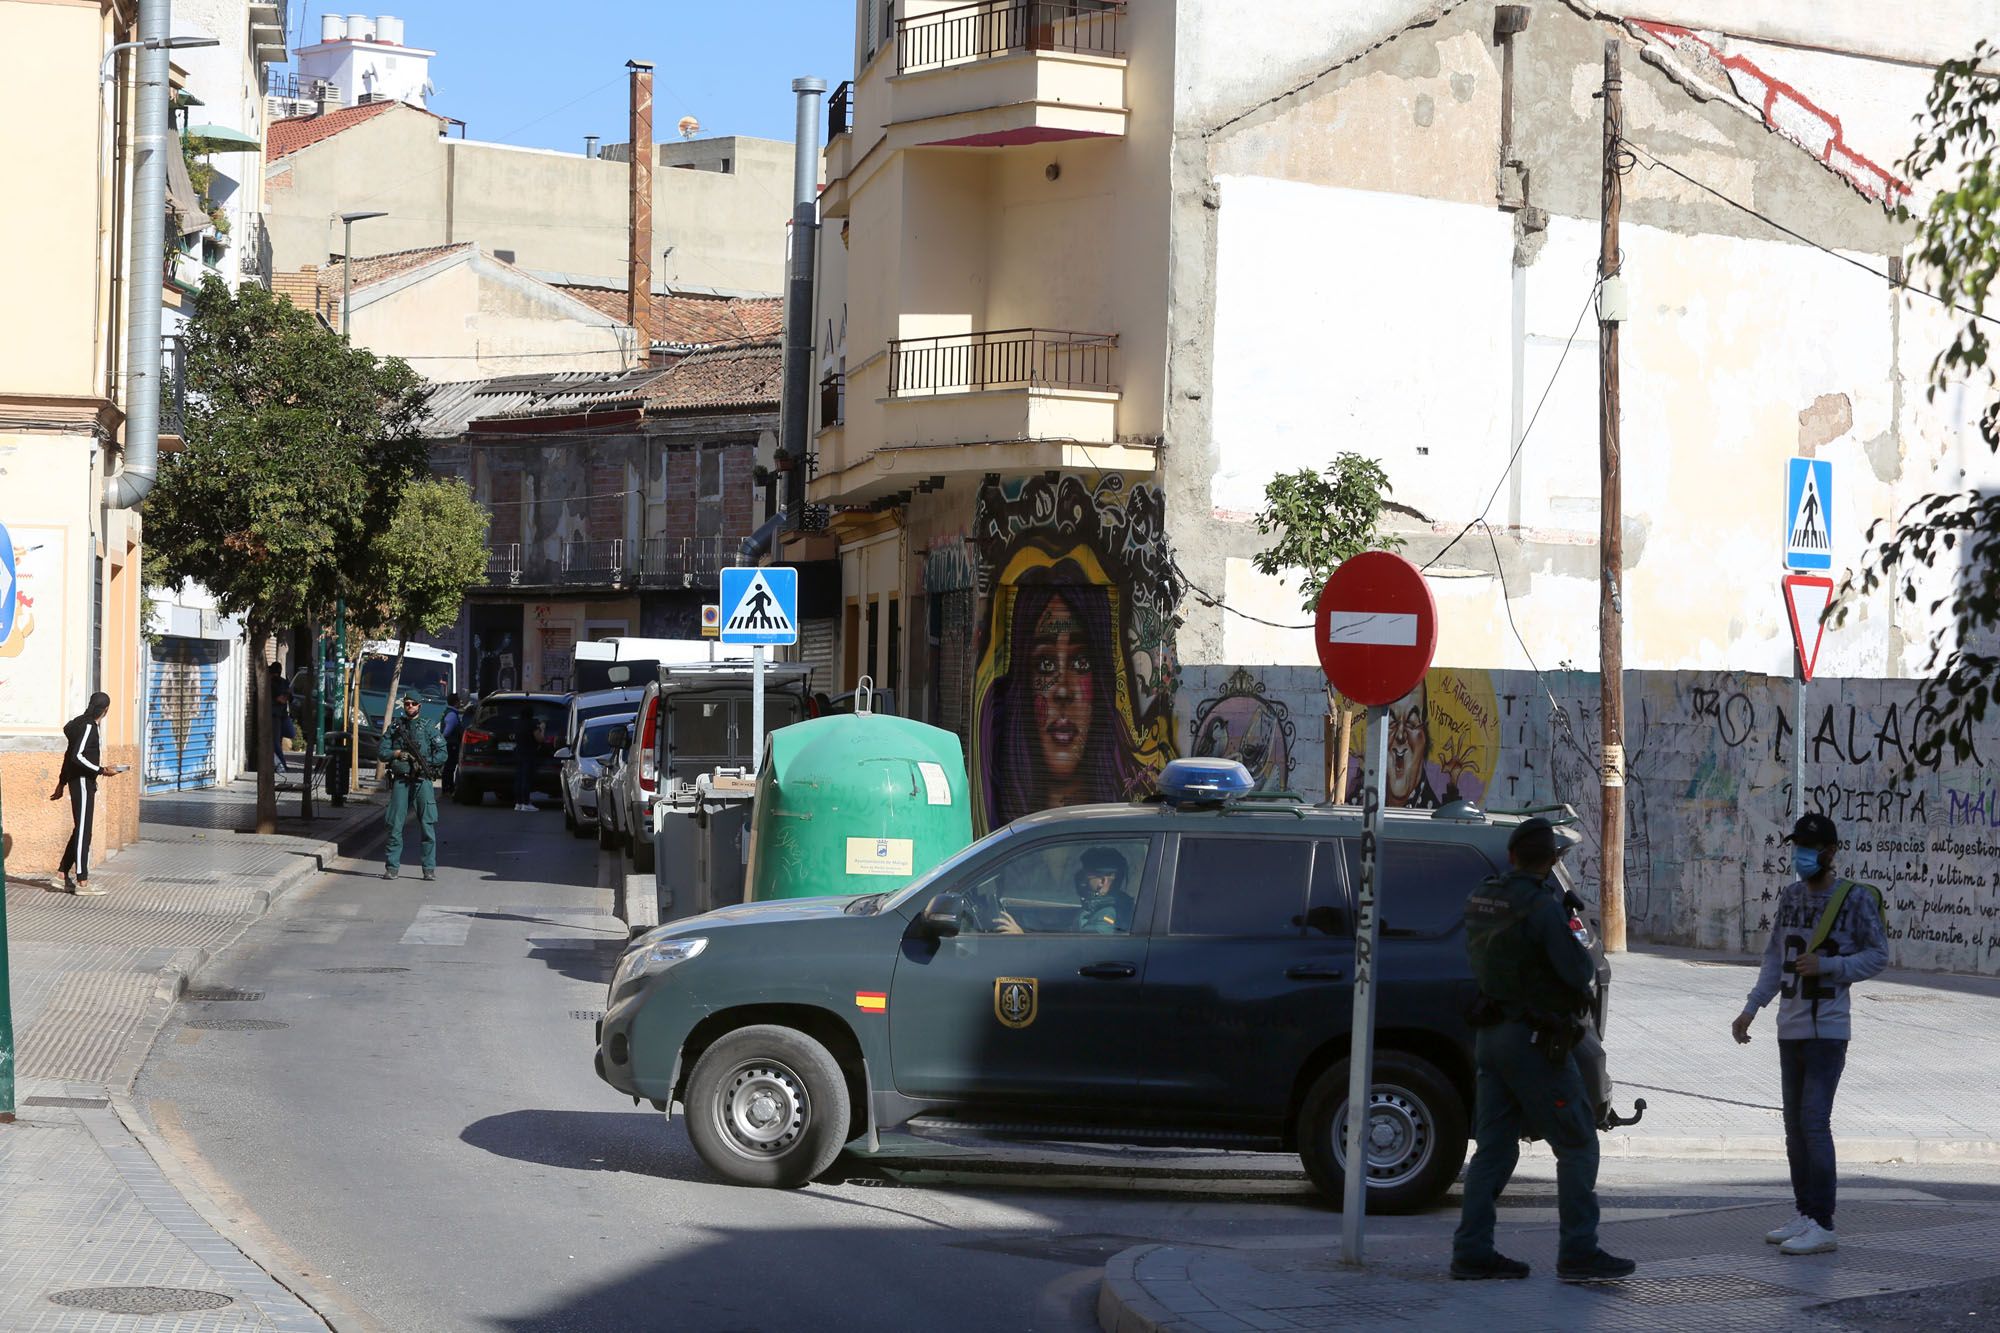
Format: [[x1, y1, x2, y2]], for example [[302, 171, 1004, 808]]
[[1620, 137, 2000, 329], [1423, 275, 1602, 572], [1169, 558, 1314, 631], [1483, 522, 1601, 777]]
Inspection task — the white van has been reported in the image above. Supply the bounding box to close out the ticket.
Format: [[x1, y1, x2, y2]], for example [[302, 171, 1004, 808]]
[[570, 637, 748, 694]]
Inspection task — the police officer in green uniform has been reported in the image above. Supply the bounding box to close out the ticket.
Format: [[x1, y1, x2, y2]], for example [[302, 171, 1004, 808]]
[[380, 693, 446, 881], [1451, 818, 1635, 1283], [991, 845, 1134, 934]]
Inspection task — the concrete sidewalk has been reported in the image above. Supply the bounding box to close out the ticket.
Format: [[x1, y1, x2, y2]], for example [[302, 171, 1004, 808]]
[[2, 777, 387, 1331]]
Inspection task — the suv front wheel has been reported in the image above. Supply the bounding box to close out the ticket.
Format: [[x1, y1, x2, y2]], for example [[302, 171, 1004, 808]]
[[1298, 1051, 1467, 1214], [684, 1025, 851, 1189]]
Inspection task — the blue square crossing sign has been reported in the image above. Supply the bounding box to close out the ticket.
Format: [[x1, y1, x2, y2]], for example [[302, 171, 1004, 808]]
[[1785, 457, 1833, 571], [719, 566, 799, 646]]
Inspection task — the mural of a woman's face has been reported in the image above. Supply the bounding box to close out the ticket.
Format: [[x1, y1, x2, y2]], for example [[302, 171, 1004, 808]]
[[1029, 593, 1095, 782], [1385, 683, 1429, 806]]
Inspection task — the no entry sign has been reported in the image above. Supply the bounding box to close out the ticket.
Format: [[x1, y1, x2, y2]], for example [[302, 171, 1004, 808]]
[[1315, 551, 1438, 706]]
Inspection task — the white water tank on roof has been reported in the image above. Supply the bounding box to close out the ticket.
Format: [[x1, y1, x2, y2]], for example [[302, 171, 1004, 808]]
[[348, 14, 372, 40], [377, 15, 405, 46], [321, 14, 348, 41]]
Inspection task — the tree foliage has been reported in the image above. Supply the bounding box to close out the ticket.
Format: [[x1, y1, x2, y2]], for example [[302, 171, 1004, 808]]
[[1251, 454, 1402, 612], [1851, 42, 2000, 770], [365, 477, 491, 639], [144, 279, 426, 827]]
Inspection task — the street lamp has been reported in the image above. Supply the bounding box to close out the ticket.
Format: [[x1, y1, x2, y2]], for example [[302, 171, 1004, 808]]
[[338, 210, 388, 339], [99, 34, 220, 84]]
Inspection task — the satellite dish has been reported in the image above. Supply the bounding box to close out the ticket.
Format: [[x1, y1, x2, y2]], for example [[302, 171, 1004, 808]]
[[677, 115, 700, 140]]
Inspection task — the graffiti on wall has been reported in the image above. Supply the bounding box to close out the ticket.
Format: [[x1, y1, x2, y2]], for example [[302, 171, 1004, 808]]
[[970, 474, 1180, 833], [1188, 661, 2000, 976], [0, 525, 67, 728], [1189, 666, 1297, 791]]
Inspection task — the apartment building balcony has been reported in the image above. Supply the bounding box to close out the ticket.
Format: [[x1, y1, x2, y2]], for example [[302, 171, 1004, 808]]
[[249, 3, 289, 64], [160, 334, 188, 444], [888, 1, 1127, 148], [636, 536, 731, 589], [484, 542, 522, 587], [812, 327, 1153, 503], [561, 538, 628, 586]]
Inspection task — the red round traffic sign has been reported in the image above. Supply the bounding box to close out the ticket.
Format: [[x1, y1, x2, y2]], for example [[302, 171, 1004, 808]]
[[1314, 551, 1438, 706]]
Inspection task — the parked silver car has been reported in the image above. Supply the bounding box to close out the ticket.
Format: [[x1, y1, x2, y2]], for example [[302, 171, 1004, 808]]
[[557, 713, 633, 837]]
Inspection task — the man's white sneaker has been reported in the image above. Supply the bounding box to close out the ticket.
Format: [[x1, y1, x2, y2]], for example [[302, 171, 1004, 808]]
[[1764, 1214, 1813, 1245], [1779, 1221, 1838, 1255]]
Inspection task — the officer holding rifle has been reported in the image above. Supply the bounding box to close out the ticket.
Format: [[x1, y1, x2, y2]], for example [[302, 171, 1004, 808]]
[[380, 692, 446, 881]]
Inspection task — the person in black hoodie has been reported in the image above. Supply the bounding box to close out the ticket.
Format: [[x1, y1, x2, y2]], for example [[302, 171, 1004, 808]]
[[50, 692, 123, 894]]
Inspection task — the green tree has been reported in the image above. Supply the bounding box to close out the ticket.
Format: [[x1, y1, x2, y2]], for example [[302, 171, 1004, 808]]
[[1251, 455, 1401, 799], [145, 279, 425, 832], [1850, 42, 2000, 769], [355, 477, 490, 752]]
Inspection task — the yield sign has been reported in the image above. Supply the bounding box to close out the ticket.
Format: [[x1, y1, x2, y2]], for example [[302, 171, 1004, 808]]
[[1783, 573, 1834, 681], [1314, 551, 1438, 706]]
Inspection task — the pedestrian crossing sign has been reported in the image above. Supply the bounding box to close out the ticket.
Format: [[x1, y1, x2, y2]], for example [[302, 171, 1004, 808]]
[[1785, 457, 1833, 571], [719, 566, 799, 646]]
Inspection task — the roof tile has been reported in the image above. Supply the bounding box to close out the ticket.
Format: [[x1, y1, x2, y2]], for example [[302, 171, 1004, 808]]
[[265, 99, 438, 162], [557, 285, 784, 351]]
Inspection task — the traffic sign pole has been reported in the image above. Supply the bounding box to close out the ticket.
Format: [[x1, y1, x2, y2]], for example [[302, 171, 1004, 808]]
[[752, 645, 766, 778], [1340, 703, 1388, 1264]]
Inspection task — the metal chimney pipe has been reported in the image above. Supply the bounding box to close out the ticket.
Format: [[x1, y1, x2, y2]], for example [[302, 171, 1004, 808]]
[[584, 133, 600, 159], [626, 61, 656, 356], [780, 76, 825, 531], [108, 0, 171, 510]]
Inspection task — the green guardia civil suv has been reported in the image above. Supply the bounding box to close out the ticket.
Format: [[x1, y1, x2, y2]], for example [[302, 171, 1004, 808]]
[[594, 759, 1622, 1212]]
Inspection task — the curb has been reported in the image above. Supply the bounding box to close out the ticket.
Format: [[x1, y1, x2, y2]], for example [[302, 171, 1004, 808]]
[[1097, 1246, 1173, 1333], [1602, 1134, 2000, 1164]]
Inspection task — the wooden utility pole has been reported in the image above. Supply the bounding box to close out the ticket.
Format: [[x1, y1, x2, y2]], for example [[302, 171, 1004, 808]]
[[1598, 40, 1628, 951]]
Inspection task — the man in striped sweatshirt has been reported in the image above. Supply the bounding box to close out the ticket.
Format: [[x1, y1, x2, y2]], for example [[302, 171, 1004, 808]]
[[1733, 811, 1888, 1257]]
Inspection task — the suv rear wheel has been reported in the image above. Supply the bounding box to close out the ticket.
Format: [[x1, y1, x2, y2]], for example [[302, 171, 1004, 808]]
[[684, 1025, 850, 1189], [1298, 1051, 1467, 1214]]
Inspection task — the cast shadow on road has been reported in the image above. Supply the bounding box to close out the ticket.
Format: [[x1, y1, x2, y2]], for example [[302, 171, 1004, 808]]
[[461, 1108, 706, 1180], [522, 937, 623, 984]]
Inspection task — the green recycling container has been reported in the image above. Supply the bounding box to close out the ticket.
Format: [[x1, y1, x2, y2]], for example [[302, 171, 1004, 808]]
[[745, 713, 973, 902]]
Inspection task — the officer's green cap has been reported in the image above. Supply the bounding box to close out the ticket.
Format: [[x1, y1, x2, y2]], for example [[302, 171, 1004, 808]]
[[1506, 816, 1565, 860], [401, 692, 421, 703]]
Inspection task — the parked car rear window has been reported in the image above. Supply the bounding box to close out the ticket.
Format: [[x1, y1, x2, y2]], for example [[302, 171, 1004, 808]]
[[1169, 836, 1314, 937], [472, 699, 567, 735], [577, 718, 630, 759], [1327, 839, 1496, 937]]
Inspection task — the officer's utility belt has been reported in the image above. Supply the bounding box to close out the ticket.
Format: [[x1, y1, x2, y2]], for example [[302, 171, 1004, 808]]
[[1470, 994, 1587, 1066]]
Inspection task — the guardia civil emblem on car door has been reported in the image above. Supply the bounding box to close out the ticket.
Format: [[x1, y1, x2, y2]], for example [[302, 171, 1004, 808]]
[[993, 977, 1038, 1029]]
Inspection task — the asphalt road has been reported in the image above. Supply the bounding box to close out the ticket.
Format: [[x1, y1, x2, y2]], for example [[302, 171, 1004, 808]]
[[133, 797, 2000, 1332]]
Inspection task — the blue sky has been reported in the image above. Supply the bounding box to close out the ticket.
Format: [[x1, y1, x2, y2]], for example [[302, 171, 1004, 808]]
[[288, 1, 852, 151]]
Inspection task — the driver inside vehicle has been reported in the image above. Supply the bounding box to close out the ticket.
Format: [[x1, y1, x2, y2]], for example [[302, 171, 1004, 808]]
[[991, 845, 1134, 935]]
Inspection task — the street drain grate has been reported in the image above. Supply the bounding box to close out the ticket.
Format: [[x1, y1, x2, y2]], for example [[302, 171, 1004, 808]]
[[316, 966, 409, 973], [186, 989, 264, 1002], [571, 1010, 604, 1021], [185, 1018, 290, 1032], [1593, 1274, 1797, 1304], [50, 1287, 235, 1314], [23, 1096, 110, 1109]]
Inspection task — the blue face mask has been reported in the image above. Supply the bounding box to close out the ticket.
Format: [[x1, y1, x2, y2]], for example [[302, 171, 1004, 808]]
[[1792, 847, 1825, 881]]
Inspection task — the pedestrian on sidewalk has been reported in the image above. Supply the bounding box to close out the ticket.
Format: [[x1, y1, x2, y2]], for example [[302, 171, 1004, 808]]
[[269, 664, 294, 774], [1733, 812, 1887, 1257], [49, 691, 124, 895], [1451, 817, 1635, 1284], [511, 713, 544, 812], [440, 692, 465, 795], [379, 692, 445, 881]]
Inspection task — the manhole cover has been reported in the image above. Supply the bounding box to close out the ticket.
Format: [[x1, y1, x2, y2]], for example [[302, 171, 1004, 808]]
[[316, 966, 409, 974], [50, 1287, 235, 1314], [1596, 1274, 1797, 1304], [571, 1010, 604, 1021], [186, 989, 264, 1002], [184, 1018, 290, 1031], [23, 1095, 110, 1109]]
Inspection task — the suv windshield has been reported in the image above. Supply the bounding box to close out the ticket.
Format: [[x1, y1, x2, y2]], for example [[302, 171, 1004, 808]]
[[884, 826, 1015, 912]]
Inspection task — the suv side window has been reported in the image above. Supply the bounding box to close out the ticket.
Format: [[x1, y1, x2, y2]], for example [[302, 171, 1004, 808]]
[[1328, 839, 1497, 936], [959, 837, 1151, 936], [1169, 836, 1313, 937], [1306, 840, 1353, 937]]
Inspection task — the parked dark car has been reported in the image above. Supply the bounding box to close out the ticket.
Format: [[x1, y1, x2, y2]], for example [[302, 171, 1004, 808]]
[[596, 761, 1626, 1212], [453, 692, 568, 805]]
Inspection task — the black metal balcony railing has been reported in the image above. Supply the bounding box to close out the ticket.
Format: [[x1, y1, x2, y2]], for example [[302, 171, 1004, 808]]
[[561, 538, 627, 585], [820, 373, 845, 427], [828, 81, 853, 141], [896, 0, 1124, 73], [637, 536, 731, 589], [485, 542, 522, 585], [888, 328, 1118, 397], [160, 334, 188, 437]]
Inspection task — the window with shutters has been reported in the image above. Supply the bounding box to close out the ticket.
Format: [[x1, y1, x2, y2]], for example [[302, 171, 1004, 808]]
[[697, 445, 724, 538], [489, 469, 522, 546]]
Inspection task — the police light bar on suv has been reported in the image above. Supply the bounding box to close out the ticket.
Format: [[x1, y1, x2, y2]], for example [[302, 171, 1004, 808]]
[[1156, 757, 1255, 806]]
